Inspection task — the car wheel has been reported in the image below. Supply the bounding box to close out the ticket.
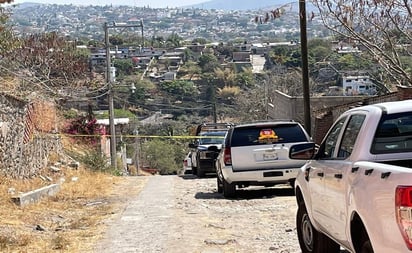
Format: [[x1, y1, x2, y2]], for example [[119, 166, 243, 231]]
[[296, 204, 340, 253], [196, 166, 205, 178], [222, 178, 236, 198], [217, 176, 223, 193]]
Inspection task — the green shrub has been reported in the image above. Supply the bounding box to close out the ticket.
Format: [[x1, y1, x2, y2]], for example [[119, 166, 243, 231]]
[[141, 139, 181, 175]]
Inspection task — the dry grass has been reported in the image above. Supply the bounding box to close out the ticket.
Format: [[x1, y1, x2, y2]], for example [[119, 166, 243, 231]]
[[0, 166, 140, 253]]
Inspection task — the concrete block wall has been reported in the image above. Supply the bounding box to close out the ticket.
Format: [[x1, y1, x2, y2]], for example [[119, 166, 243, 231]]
[[0, 93, 62, 178], [268, 88, 409, 144], [269, 90, 365, 136]]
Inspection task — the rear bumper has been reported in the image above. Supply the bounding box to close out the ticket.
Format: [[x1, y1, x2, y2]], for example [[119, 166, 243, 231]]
[[221, 165, 299, 185]]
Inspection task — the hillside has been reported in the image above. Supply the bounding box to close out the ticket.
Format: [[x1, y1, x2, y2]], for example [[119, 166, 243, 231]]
[[184, 0, 316, 12]]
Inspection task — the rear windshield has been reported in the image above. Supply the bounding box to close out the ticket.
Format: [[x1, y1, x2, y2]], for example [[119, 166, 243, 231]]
[[371, 112, 412, 154], [198, 131, 226, 145], [230, 124, 308, 147]]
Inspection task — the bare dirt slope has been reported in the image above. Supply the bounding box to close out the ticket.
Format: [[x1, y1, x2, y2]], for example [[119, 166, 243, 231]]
[[94, 175, 300, 253]]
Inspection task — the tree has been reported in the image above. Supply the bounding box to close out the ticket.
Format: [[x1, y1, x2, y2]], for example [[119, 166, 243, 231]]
[[113, 58, 134, 76], [2, 32, 92, 97], [192, 37, 207, 45], [166, 33, 183, 48], [308, 38, 331, 64], [236, 67, 255, 88], [198, 53, 220, 73], [109, 35, 124, 46], [214, 67, 236, 88], [0, 7, 21, 61], [178, 60, 201, 80], [141, 139, 180, 175], [311, 0, 412, 86], [159, 80, 197, 98]]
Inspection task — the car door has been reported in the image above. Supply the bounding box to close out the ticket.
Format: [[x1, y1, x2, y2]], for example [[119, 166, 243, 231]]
[[307, 116, 347, 233], [321, 114, 366, 248]]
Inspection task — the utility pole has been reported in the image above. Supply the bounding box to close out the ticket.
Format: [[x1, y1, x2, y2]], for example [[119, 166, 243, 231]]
[[299, 0, 311, 135], [104, 20, 144, 169]]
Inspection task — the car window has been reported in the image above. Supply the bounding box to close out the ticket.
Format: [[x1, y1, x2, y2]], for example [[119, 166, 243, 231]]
[[198, 132, 226, 145], [371, 112, 412, 154], [318, 116, 347, 159], [230, 124, 308, 147], [337, 114, 366, 159]]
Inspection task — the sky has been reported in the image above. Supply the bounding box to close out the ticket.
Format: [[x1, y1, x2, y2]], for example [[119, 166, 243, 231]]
[[10, 0, 207, 8]]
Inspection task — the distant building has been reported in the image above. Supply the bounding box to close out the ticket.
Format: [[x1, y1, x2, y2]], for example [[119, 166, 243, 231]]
[[341, 75, 377, 96]]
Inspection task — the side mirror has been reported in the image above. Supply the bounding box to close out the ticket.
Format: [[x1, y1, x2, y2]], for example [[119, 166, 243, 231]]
[[188, 143, 197, 149], [289, 142, 316, 160]]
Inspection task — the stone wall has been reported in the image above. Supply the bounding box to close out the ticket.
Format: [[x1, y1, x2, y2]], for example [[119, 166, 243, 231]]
[[0, 93, 62, 178]]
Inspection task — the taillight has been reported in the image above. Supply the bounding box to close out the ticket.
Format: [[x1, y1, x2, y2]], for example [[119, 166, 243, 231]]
[[223, 147, 232, 165], [183, 160, 188, 167], [396, 186, 412, 250]]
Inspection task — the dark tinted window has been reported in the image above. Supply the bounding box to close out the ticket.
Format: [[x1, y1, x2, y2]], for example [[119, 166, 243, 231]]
[[371, 112, 412, 154], [198, 131, 226, 144], [230, 124, 308, 147]]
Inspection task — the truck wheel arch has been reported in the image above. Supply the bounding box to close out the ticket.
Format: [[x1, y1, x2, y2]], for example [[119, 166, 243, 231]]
[[350, 212, 373, 253], [295, 187, 304, 206]]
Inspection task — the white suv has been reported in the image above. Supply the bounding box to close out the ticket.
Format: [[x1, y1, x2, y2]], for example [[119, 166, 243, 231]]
[[214, 121, 312, 198]]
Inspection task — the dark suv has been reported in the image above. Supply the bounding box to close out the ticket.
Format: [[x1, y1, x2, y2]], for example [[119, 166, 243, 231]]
[[214, 121, 312, 198], [188, 123, 233, 178]]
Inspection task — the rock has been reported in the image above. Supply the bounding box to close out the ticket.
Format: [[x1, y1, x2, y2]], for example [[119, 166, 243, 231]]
[[35, 224, 46, 231], [204, 239, 236, 245], [68, 161, 80, 169], [50, 166, 61, 172], [8, 187, 16, 195]]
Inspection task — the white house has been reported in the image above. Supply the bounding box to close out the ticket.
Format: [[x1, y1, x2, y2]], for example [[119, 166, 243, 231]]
[[342, 75, 377, 96]]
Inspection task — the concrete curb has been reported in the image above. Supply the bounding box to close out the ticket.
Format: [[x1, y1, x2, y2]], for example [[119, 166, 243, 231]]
[[11, 183, 61, 206]]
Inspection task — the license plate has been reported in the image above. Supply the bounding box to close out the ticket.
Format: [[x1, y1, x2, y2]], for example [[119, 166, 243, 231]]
[[263, 153, 278, 161]]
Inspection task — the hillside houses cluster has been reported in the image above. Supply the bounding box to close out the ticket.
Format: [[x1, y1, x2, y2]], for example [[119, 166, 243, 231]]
[[10, 4, 328, 47], [88, 39, 380, 97]]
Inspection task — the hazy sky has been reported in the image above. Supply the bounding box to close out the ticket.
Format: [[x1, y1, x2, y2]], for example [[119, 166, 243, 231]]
[[10, 0, 207, 8]]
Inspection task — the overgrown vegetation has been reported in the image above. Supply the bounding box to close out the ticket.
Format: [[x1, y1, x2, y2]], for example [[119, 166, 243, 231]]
[[140, 139, 186, 175], [0, 163, 135, 252]]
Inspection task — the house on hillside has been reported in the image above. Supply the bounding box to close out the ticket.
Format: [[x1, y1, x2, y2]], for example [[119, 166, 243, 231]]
[[232, 52, 250, 62], [341, 75, 377, 96]]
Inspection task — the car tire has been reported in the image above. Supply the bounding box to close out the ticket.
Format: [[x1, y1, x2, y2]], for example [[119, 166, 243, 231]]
[[222, 178, 236, 198], [296, 203, 340, 253], [217, 176, 223, 193], [196, 166, 205, 178]]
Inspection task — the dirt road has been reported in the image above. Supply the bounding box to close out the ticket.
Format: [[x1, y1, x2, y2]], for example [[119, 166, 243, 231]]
[[94, 174, 300, 253]]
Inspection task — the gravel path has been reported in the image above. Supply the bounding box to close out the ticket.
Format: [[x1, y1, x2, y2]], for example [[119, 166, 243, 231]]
[[94, 174, 301, 253]]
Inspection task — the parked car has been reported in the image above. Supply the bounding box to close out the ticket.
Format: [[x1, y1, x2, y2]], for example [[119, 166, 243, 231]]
[[214, 121, 312, 198], [182, 152, 192, 175], [188, 123, 233, 178]]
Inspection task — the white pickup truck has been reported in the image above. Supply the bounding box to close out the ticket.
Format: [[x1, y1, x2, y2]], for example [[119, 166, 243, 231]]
[[290, 100, 412, 253]]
